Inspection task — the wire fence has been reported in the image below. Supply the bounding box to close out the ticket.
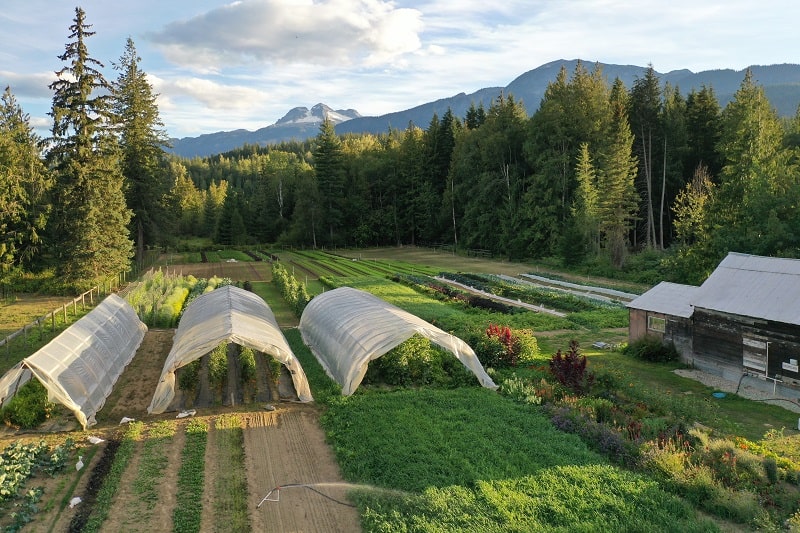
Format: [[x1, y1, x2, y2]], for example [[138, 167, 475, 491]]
[[0, 271, 134, 360]]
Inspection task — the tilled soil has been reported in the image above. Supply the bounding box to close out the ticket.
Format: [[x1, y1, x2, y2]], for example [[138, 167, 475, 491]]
[[3, 328, 360, 532]]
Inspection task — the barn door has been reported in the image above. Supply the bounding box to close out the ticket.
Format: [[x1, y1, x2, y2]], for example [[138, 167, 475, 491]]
[[742, 335, 768, 376]]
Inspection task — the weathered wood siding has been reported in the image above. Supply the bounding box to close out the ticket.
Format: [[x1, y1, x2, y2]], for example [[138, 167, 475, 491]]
[[692, 308, 800, 385], [629, 309, 648, 341]]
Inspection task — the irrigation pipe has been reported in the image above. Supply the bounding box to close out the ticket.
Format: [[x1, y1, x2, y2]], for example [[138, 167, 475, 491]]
[[258, 483, 356, 508], [733, 373, 800, 410]]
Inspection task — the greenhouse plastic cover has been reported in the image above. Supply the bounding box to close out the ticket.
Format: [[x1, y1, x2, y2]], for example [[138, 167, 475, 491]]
[[148, 284, 312, 414], [298, 286, 498, 395], [0, 294, 147, 429]]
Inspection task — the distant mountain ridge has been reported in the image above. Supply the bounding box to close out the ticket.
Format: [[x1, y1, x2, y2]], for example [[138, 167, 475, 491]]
[[168, 60, 800, 158]]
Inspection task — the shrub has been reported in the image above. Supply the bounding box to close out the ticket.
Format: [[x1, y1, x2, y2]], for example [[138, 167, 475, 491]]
[[365, 335, 443, 387], [623, 335, 679, 363], [473, 324, 539, 368], [548, 406, 636, 466], [208, 342, 229, 393], [549, 340, 594, 394], [362, 334, 472, 389], [178, 359, 201, 395], [1, 380, 54, 429], [239, 346, 256, 384], [499, 374, 542, 405]]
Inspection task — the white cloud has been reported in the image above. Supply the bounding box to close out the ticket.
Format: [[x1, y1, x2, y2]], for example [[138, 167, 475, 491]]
[[0, 71, 55, 99], [149, 0, 423, 72]]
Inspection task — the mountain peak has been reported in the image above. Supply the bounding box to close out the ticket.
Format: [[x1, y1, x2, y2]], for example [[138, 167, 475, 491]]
[[275, 103, 361, 126]]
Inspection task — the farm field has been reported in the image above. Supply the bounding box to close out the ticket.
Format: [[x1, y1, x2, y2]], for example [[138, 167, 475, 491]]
[[0, 295, 74, 337], [1, 246, 799, 531]]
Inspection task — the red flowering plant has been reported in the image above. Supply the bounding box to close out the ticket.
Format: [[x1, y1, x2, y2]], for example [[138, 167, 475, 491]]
[[473, 324, 539, 368], [549, 340, 595, 394]]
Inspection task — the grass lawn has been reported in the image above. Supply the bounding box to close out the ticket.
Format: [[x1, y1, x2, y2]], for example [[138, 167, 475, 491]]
[[286, 330, 719, 532]]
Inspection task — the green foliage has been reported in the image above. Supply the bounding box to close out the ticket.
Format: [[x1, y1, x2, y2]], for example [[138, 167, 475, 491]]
[[125, 270, 195, 327], [623, 334, 679, 363], [498, 374, 543, 405], [177, 359, 201, 395], [266, 354, 282, 386], [0, 379, 54, 429], [174, 418, 208, 533], [239, 346, 256, 384], [271, 262, 310, 317], [321, 387, 714, 531], [0, 439, 73, 504], [208, 342, 229, 393], [113, 37, 171, 266], [363, 334, 472, 389], [81, 422, 142, 533], [133, 421, 176, 511], [212, 415, 250, 532], [0, 88, 52, 280], [46, 8, 133, 285]]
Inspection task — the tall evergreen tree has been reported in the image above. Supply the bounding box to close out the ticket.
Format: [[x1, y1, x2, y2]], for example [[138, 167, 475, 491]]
[[312, 119, 345, 246], [597, 79, 639, 268], [568, 142, 600, 258], [711, 69, 791, 256], [46, 7, 132, 286], [0, 87, 52, 278], [629, 65, 662, 249], [524, 62, 612, 256], [167, 160, 204, 236], [395, 124, 429, 245], [113, 37, 169, 267], [685, 86, 722, 179], [658, 83, 690, 247]]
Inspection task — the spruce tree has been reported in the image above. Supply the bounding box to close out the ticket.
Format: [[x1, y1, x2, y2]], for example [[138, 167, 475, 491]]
[[312, 119, 344, 246], [0, 87, 52, 279], [113, 37, 169, 268], [597, 79, 640, 268], [47, 7, 132, 286]]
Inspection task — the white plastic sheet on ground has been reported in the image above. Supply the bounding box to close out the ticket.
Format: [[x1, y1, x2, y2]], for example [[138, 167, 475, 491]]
[[298, 286, 498, 395], [148, 284, 312, 414], [0, 294, 147, 429]]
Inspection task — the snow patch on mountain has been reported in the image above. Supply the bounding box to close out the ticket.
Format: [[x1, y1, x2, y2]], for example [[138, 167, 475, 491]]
[[276, 103, 361, 125]]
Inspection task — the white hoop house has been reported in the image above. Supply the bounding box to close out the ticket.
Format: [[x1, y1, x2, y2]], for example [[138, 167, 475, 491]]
[[0, 294, 147, 429], [148, 284, 312, 414], [298, 286, 498, 395]]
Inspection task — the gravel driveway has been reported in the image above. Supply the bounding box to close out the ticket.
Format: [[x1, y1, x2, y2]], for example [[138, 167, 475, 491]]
[[674, 368, 800, 414]]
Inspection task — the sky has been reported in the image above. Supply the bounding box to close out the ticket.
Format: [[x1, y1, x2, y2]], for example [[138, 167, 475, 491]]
[[1, 0, 797, 139]]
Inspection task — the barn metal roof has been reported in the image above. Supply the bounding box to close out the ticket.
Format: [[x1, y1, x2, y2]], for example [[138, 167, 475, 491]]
[[691, 252, 800, 326], [626, 281, 698, 318]]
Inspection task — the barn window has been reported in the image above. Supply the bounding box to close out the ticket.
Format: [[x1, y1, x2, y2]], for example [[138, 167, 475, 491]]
[[647, 315, 666, 333]]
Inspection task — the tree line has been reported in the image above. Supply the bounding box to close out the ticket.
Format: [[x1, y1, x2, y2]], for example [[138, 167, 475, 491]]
[[1, 8, 167, 290], [168, 63, 800, 284], [2, 8, 799, 290]]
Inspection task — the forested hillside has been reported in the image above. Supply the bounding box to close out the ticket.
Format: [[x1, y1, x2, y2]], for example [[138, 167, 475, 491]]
[[164, 63, 800, 284], [2, 10, 799, 291]]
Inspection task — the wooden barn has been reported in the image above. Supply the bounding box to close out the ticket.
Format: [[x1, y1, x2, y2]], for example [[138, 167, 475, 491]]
[[628, 253, 800, 390], [627, 281, 696, 359]]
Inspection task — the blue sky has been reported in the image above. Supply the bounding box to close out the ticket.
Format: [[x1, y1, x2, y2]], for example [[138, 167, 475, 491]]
[[1, 0, 797, 139]]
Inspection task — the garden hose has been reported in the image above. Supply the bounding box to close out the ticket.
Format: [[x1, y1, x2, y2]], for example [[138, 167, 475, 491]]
[[258, 483, 357, 508]]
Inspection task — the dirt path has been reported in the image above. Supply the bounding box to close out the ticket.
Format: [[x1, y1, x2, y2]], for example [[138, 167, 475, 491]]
[[243, 408, 361, 533]]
